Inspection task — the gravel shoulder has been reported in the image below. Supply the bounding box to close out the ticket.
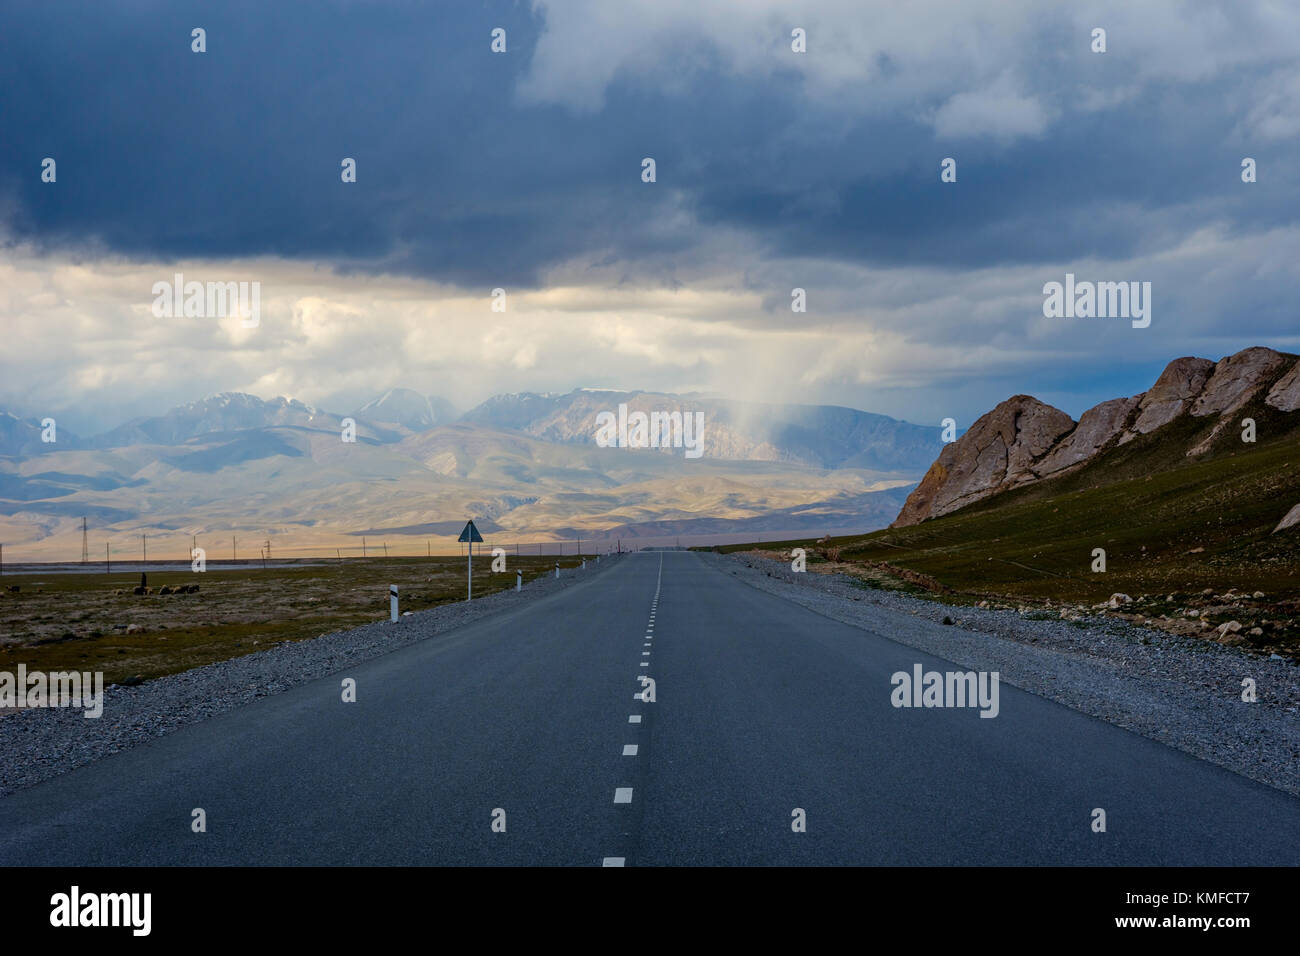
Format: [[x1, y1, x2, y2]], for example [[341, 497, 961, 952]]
[[0, 555, 626, 797], [705, 551, 1300, 797]]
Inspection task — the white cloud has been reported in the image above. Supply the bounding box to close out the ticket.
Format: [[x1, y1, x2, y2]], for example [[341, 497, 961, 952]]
[[931, 72, 1051, 141], [521, 0, 1046, 127], [521, 0, 1300, 143], [2, 215, 1298, 430]]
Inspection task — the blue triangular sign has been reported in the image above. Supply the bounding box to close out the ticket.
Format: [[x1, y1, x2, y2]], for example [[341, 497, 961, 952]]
[[457, 519, 483, 543]]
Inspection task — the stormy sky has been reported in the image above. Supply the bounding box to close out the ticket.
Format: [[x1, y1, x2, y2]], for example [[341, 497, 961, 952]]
[[1, 0, 1298, 434]]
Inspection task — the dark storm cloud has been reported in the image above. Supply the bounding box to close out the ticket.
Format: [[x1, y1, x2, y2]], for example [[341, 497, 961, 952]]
[[0, 0, 1296, 290]]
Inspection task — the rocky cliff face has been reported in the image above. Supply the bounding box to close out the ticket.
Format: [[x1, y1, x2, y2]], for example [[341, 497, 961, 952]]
[[891, 396, 1074, 526], [1266, 361, 1300, 412], [1120, 357, 1215, 441], [1035, 395, 1140, 475], [892, 347, 1300, 528], [1185, 348, 1291, 456]]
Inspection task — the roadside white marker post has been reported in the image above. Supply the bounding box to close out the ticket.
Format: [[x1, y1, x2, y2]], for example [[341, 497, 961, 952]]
[[458, 519, 484, 601], [516, 569, 522, 592], [555, 561, 559, 579], [389, 585, 398, 622]]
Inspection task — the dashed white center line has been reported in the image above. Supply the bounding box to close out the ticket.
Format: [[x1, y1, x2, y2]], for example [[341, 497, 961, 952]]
[[604, 556, 663, 866]]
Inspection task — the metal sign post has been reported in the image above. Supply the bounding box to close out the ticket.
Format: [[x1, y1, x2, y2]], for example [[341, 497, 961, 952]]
[[458, 519, 484, 601]]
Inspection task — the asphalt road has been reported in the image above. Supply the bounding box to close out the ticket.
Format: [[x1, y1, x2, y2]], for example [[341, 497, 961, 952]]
[[1, 550, 1297, 865]]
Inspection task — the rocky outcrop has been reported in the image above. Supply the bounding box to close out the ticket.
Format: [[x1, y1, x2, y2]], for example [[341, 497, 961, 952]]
[[1265, 359, 1300, 412], [1187, 348, 1291, 456], [1036, 395, 1139, 477], [891, 396, 1073, 527], [1118, 357, 1215, 443], [893, 347, 1299, 527], [1190, 347, 1289, 418]]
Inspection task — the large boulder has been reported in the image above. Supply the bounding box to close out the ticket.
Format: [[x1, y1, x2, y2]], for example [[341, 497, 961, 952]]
[[892, 396, 1074, 527]]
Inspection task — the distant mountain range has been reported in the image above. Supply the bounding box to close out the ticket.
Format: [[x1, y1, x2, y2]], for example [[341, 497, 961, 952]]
[[355, 388, 458, 433], [12, 389, 457, 453], [3, 388, 938, 471], [460, 389, 940, 471], [0, 388, 939, 557]]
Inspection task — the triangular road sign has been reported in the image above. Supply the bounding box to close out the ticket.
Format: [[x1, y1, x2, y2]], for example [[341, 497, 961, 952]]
[[457, 519, 484, 543]]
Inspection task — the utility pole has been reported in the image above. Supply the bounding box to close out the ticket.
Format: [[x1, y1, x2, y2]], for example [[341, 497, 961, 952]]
[[362, 536, 367, 558], [264, 539, 271, 563], [142, 533, 147, 565], [233, 535, 237, 562], [383, 542, 388, 558], [106, 542, 110, 574], [81, 517, 88, 564]]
